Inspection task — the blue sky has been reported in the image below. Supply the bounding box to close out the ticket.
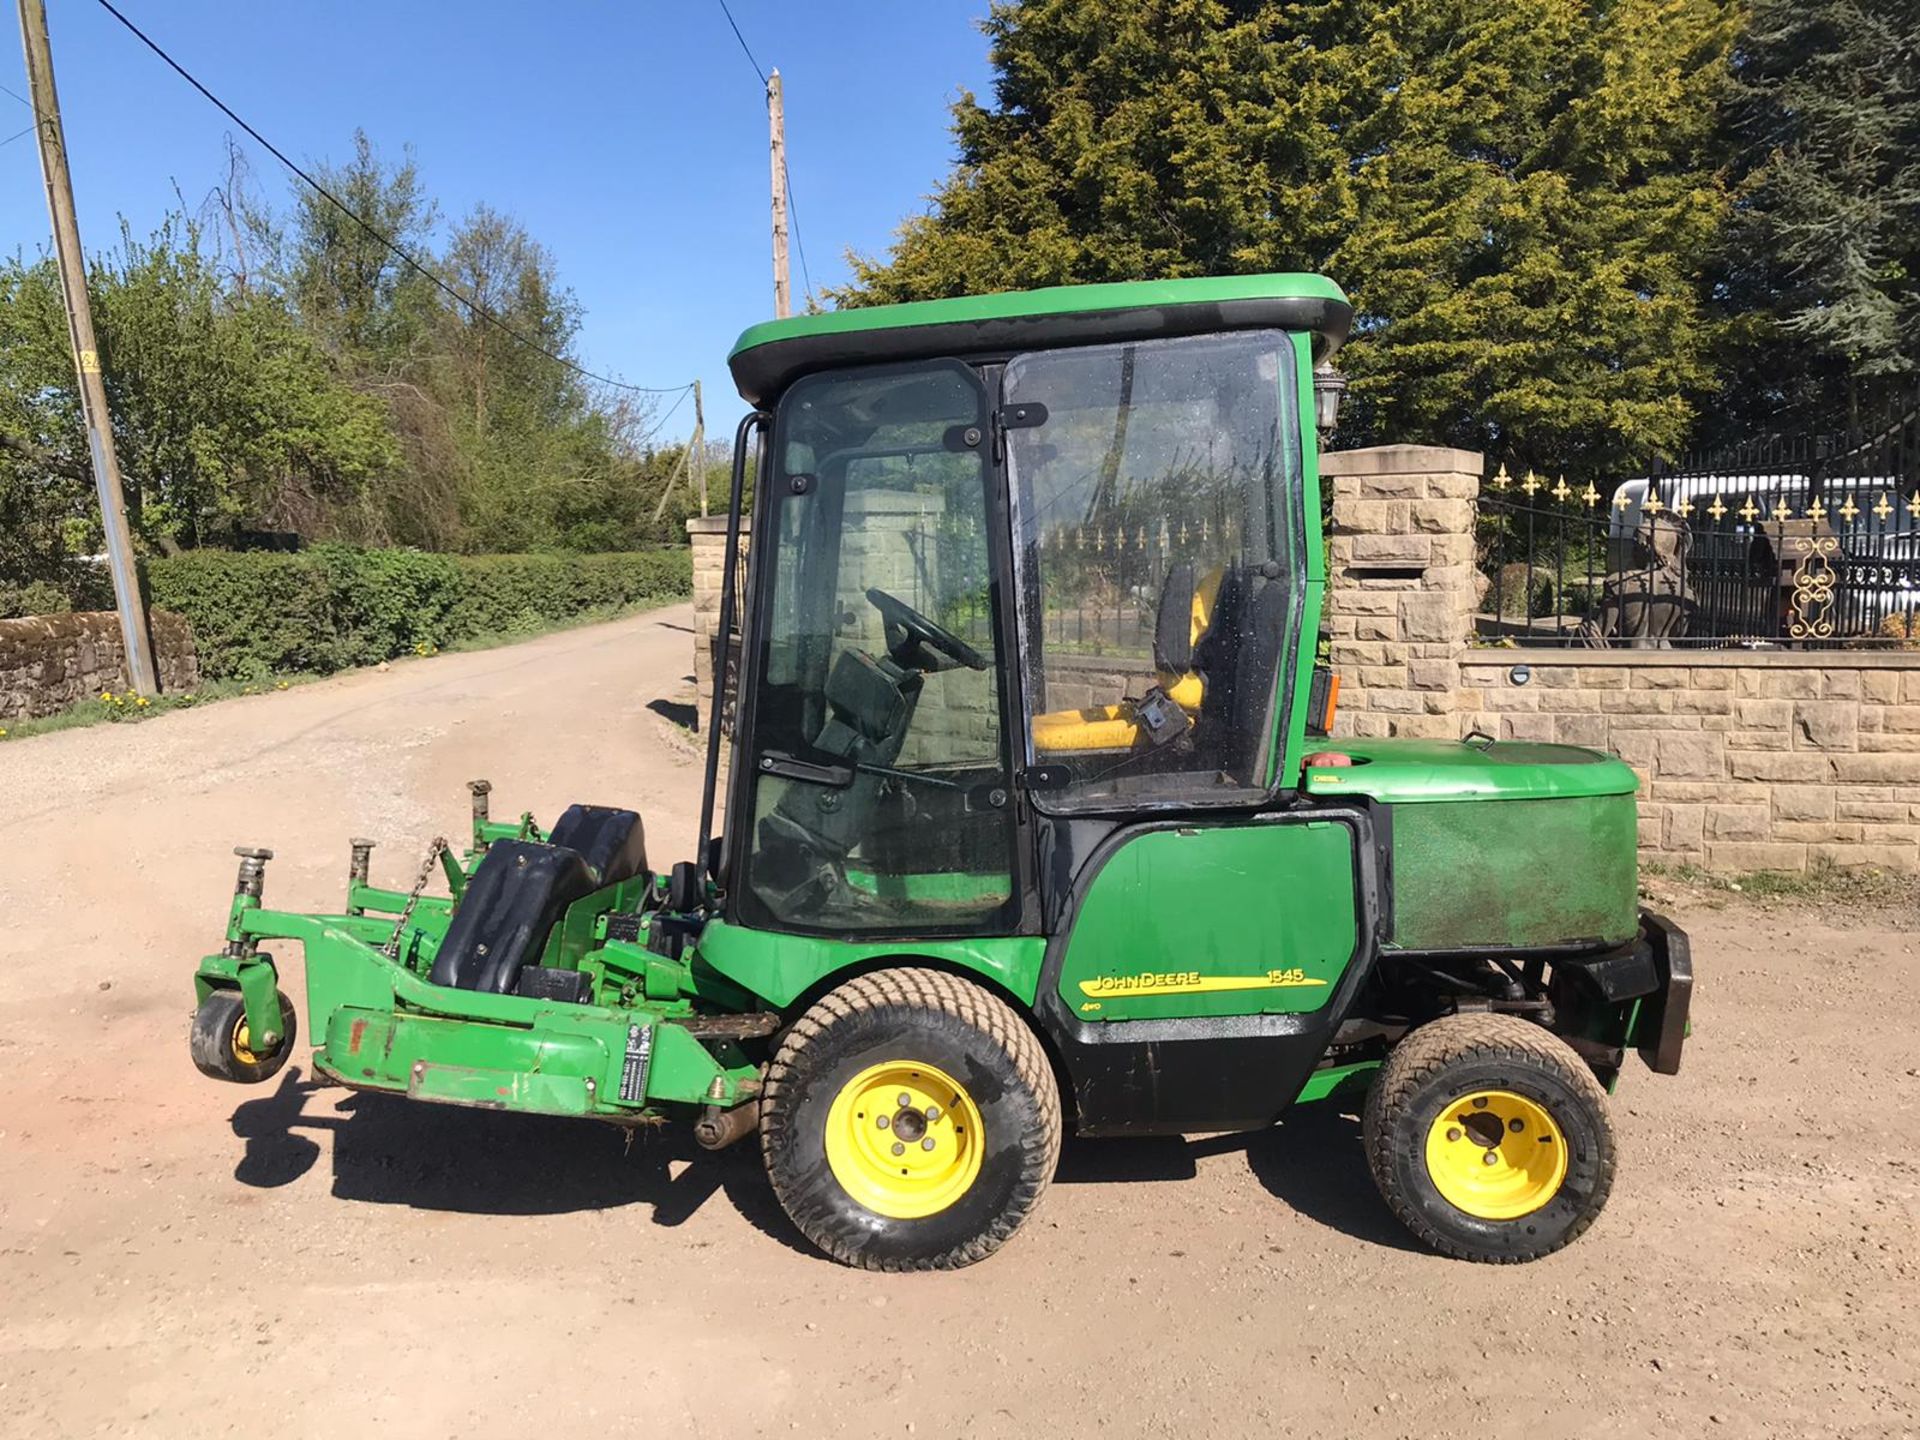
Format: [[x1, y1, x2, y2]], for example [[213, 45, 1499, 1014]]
[[2, 1, 996, 441]]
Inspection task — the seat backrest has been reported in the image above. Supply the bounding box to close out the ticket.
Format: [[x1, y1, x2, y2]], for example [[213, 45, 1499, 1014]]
[[1154, 563, 1226, 709], [547, 804, 648, 887], [815, 648, 919, 761], [767, 647, 924, 864], [428, 840, 596, 994]]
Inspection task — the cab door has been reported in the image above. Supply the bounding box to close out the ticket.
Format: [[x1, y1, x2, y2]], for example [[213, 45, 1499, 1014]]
[[1032, 808, 1377, 1136], [1056, 819, 1359, 1023], [1000, 328, 1374, 1133]]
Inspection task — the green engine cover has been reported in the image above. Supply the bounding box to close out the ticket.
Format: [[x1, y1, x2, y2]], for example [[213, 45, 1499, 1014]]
[[1305, 738, 1641, 951]]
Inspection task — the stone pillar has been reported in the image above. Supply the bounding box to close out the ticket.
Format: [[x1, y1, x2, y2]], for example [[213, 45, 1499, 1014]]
[[1321, 444, 1483, 740], [687, 515, 749, 733]]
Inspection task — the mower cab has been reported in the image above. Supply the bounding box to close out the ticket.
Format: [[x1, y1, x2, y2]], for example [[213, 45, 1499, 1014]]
[[189, 272, 1689, 1272]]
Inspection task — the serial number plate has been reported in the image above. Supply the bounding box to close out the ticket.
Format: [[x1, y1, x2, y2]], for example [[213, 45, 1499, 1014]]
[[619, 1023, 653, 1103]]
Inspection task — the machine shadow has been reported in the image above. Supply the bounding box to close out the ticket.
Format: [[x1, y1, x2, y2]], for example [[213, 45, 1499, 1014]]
[[645, 696, 699, 728], [227, 1068, 811, 1255], [1245, 1104, 1422, 1253], [1056, 1107, 1419, 1254], [230, 1071, 1416, 1257]]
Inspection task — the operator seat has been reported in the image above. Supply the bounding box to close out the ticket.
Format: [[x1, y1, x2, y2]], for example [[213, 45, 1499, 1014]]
[[1031, 562, 1225, 753], [753, 645, 924, 906], [428, 804, 648, 995]]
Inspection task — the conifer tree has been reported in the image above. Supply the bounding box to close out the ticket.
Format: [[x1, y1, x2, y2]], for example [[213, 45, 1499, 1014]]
[[1717, 0, 1920, 432], [836, 0, 1741, 475]]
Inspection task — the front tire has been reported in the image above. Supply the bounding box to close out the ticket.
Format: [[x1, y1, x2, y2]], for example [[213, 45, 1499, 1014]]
[[190, 988, 297, 1084], [1364, 1013, 1616, 1262], [761, 969, 1061, 1271]]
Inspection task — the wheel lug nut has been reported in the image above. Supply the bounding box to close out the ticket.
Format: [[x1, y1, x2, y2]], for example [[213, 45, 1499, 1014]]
[[876, 1114, 890, 1130], [1471, 1097, 1488, 1109], [926, 1106, 940, 1122], [897, 1093, 912, 1107], [891, 1141, 905, 1157], [921, 1137, 936, 1151], [1509, 1118, 1524, 1132], [1446, 1127, 1462, 1142], [1482, 1151, 1499, 1166]]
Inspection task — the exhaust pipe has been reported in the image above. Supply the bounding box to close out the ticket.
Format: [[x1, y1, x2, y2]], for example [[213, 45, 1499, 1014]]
[[692, 1099, 760, 1151]]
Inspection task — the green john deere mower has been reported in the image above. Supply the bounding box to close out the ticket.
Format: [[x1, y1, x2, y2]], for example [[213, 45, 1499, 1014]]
[[189, 273, 1689, 1269]]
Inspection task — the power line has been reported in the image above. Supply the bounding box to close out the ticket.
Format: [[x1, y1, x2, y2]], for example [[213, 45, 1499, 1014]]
[[782, 157, 816, 305], [89, 0, 692, 396], [714, 0, 767, 86], [713, 0, 817, 308], [636, 384, 694, 448], [1, 123, 35, 150]]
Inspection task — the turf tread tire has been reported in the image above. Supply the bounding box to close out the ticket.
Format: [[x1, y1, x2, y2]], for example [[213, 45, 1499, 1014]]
[[761, 968, 1061, 1272], [1363, 1013, 1616, 1264]]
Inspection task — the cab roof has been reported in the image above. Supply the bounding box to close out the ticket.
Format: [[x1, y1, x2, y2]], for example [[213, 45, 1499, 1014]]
[[727, 273, 1353, 407]]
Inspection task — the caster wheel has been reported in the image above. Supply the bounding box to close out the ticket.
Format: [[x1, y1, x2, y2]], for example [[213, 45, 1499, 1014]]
[[190, 988, 297, 1083]]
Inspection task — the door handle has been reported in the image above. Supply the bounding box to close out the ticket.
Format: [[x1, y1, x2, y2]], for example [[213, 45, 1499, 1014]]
[[757, 751, 855, 787]]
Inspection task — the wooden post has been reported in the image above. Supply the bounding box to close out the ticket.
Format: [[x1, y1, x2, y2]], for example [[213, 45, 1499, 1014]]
[[769, 68, 790, 319], [17, 0, 159, 695], [691, 379, 707, 517]]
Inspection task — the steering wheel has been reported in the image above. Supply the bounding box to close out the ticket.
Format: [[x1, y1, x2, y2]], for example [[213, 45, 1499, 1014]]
[[865, 587, 989, 672]]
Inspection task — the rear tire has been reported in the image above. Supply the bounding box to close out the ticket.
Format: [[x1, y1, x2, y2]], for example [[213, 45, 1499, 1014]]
[[1364, 1012, 1615, 1262], [761, 968, 1061, 1271], [190, 988, 297, 1084]]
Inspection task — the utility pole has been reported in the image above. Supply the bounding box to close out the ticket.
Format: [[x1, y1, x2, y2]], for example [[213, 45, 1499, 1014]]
[[768, 68, 790, 319], [18, 0, 158, 696], [647, 382, 706, 524], [691, 379, 707, 517]]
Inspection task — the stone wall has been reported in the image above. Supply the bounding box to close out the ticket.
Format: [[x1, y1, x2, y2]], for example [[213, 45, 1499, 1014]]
[[688, 515, 745, 732], [691, 445, 1920, 873], [1321, 443, 1920, 873], [1458, 654, 1920, 872], [1322, 446, 1486, 742], [0, 610, 200, 720]]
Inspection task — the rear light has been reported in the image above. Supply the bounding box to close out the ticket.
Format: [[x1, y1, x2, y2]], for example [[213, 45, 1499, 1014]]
[[1306, 666, 1340, 737]]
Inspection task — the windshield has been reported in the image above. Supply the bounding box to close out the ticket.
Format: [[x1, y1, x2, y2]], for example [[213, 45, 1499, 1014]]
[[1004, 330, 1304, 809]]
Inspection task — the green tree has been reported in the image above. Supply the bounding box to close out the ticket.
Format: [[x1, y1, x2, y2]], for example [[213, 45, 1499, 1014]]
[[433, 204, 620, 551], [1713, 0, 1920, 433], [3, 129, 682, 601], [289, 129, 439, 366], [0, 216, 395, 559], [837, 0, 1740, 476]]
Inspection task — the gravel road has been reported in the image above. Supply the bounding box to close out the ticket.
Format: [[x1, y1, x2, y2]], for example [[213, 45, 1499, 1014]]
[[1, 603, 1916, 1439]]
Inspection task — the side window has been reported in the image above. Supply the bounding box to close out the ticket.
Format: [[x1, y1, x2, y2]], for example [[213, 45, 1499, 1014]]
[[1005, 331, 1303, 809]]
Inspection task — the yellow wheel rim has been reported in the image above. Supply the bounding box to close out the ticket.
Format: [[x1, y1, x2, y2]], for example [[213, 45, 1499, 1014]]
[[1424, 1089, 1568, 1220], [230, 1017, 261, 1066], [823, 1061, 985, 1220]]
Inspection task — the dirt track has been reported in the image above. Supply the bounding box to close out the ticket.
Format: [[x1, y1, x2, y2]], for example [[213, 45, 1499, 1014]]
[[2, 603, 1917, 1439]]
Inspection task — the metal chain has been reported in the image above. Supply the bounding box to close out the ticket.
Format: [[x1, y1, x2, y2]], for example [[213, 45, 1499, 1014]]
[[383, 835, 449, 959]]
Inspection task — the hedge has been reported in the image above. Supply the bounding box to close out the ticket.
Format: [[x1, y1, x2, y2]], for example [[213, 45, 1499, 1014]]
[[147, 545, 691, 682]]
